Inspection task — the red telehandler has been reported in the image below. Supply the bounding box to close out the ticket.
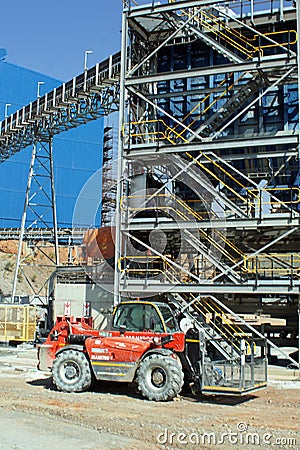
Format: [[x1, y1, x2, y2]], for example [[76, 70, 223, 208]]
[[38, 299, 267, 401]]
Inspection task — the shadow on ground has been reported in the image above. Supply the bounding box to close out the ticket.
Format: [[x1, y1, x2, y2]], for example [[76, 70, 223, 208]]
[[27, 377, 256, 405]]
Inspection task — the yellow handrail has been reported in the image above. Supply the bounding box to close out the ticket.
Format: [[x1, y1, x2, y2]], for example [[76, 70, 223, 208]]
[[121, 192, 246, 262], [119, 249, 300, 280], [245, 253, 300, 277], [252, 30, 298, 49], [118, 255, 183, 283], [122, 118, 189, 145], [174, 5, 296, 59], [198, 228, 243, 265], [189, 296, 246, 353], [194, 9, 260, 59], [185, 151, 256, 206], [250, 187, 300, 205]]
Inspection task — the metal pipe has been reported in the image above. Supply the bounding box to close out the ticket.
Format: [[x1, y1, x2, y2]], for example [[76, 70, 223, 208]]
[[11, 143, 37, 302]]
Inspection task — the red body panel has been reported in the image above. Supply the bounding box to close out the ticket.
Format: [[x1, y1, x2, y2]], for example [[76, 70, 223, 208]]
[[38, 315, 185, 372], [37, 316, 99, 370], [85, 336, 151, 363], [103, 330, 185, 353]]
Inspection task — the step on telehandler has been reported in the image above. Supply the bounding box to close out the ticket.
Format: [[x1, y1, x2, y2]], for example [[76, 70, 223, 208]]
[[38, 300, 267, 401]]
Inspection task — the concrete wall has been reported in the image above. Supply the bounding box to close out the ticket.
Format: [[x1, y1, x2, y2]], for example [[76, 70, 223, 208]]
[[54, 283, 114, 329]]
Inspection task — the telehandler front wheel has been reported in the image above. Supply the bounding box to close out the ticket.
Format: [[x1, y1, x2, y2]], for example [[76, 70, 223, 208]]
[[52, 349, 91, 393], [137, 353, 184, 401]]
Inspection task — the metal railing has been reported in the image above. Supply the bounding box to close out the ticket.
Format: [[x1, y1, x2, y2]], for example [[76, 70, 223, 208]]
[[201, 344, 267, 394], [0, 305, 37, 342], [177, 6, 296, 60], [119, 250, 300, 281], [0, 53, 121, 160], [245, 253, 300, 278], [121, 134, 299, 217]]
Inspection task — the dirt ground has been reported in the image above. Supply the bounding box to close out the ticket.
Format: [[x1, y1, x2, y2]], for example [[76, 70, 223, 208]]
[[0, 346, 299, 450]]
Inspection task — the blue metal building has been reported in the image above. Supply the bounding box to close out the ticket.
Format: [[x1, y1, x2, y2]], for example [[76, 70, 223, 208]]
[[0, 50, 102, 228]]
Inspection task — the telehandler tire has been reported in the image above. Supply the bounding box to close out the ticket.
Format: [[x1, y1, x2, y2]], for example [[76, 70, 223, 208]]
[[137, 353, 184, 401], [52, 349, 91, 393]]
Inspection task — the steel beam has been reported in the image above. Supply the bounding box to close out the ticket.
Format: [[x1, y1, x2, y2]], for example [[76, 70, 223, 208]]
[[114, 10, 129, 307], [120, 281, 300, 295], [125, 133, 299, 158], [124, 53, 295, 88], [124, 216, 300, 231]]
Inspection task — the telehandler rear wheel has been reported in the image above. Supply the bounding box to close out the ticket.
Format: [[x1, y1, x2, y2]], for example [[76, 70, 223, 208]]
[[137, 353, 184, 401], [52, 349, 91, 393]]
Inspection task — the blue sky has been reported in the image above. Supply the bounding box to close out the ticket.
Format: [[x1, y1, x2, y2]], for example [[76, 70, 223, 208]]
[[0, 0, 295, 83], [0, 0, 124, 81]]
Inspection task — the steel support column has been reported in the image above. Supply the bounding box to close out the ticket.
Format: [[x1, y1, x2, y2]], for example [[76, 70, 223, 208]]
[[114, 7, 129, 306], [11, 138, 59, 302]]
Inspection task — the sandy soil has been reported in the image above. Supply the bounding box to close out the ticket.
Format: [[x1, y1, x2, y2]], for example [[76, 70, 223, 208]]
[[0, 346, 299, 450]]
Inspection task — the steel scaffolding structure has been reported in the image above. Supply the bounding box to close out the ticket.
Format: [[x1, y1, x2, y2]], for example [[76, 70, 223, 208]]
[[114, 0, 299, 354]]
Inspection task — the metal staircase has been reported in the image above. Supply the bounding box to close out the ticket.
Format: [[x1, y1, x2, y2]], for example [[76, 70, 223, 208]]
[[120, 150, 300, 289], [168, 153, 249, 218], [171, 4, 296, 62], [171, 151, 297, 219], [120, 146, 299, 286], [189, 73, 269, 140], [181, 229, 243, 284], [171, 293, 251, 359], [163, 3, 296, 145], [170, 12, 244, 64], [168, 293, 267, 394]]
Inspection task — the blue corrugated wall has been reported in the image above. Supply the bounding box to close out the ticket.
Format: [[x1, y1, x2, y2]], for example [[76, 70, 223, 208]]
[[0, 57, 102, 228]]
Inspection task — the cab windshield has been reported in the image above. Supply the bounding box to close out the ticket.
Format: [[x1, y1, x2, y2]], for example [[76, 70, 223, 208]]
[[113, 303, 178, 333]]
